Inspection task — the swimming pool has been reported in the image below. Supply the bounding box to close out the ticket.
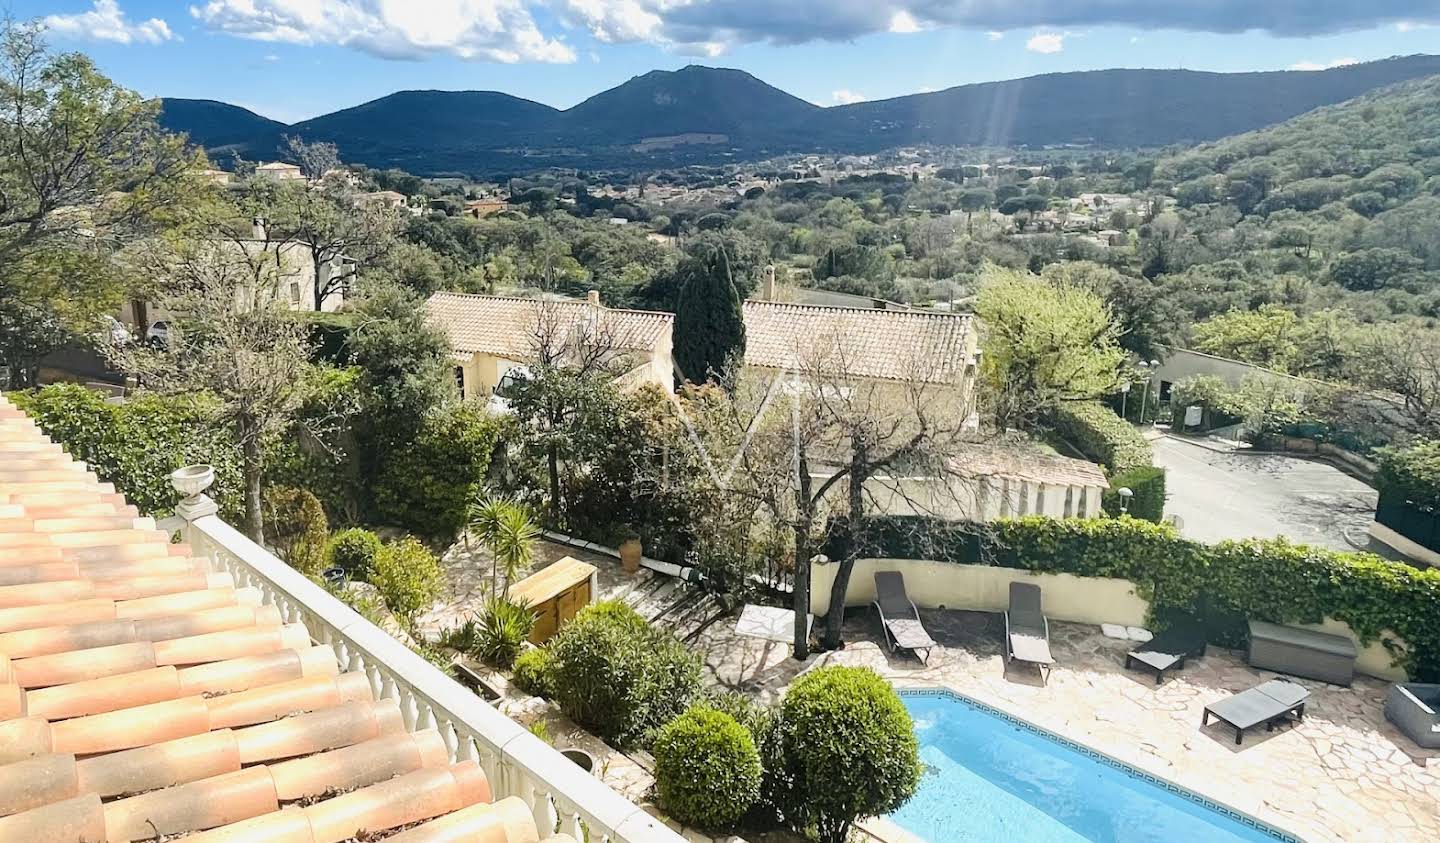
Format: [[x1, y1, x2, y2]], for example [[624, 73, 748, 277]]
[[888, 690, 1297, 843]]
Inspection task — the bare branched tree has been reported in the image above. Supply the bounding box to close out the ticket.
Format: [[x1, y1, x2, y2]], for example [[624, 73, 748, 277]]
[[109, 234, 313, 540], [679, 309, 988, 658]]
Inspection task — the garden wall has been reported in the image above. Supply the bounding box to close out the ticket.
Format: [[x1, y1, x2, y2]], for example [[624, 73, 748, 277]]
[[811, 557, 1148, 627], [811, 556, 1408, 681]]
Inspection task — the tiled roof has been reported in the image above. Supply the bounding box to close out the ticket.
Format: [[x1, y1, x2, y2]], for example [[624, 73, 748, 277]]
[[741, 300, 974, 384], [0, 395, 557, 843], [427, 292, 673, 359], [947, 444, 1109, 489]]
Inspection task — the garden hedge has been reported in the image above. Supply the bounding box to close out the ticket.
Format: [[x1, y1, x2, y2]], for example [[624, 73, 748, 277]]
[[372, 403, 503, 539], [546, 600, 701, 748], [1377, 440, 1440, 509], [9, 384, 242, 518], [1102, 465, 1167, 523], [831, 514, 1440, 681], [1050, 400, 1153, 474]]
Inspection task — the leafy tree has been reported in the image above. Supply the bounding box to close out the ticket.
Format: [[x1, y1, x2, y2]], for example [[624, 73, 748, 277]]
[[674, 243, 747, 384], [346, 280, 452, 445], [776, 667, 920, 843], [0, 20, 197, 383], [1190, 305, 1304, 372], [976, 266, 1126, 428], [109, 236, 313, 540], [1328, 248, 1423, 291]]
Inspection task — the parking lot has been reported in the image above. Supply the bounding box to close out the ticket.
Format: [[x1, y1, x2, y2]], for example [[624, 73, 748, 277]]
[[1152, 436, 1385, 553]]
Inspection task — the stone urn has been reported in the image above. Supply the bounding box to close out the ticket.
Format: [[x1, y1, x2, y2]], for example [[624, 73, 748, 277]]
[[618, 531, 642, 575], [170, 464, 215, 499]]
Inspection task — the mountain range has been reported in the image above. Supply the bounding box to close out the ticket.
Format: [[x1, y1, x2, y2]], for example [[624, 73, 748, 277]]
[[158, 56, 1440, 176]]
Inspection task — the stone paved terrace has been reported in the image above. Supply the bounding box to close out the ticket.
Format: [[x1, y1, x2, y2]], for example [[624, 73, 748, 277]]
[[686, 605, 1440, 843]]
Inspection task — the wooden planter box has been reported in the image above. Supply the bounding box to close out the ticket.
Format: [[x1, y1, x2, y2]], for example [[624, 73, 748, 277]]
[[508, 557, 597, 645]]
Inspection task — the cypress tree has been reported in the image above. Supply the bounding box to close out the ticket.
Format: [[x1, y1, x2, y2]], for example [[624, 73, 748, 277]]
[[673, 244, 746, 385]]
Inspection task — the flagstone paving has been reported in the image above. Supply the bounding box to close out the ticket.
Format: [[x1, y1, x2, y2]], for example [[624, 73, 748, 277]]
[[687, 605, 1440, 843]]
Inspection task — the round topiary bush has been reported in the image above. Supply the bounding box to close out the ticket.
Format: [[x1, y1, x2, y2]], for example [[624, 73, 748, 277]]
[[778, 666, 921, 843], [511, 646, 555, 698], [263, 486, 330, 576], [368, 537, 443, 625], [326, 528, 383, 578], [653, 705, 762, 830]]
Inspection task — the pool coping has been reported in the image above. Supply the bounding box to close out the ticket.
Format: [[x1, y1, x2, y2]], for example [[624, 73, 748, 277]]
[[890, 686, 1306, 843]]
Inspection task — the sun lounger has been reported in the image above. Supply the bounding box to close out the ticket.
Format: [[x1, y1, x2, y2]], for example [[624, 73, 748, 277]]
[[1201, 679, 1309, 744], [873, 571, 936, 664], [1125, 621, 1206, 684], [1004, 582, 1053, 684]]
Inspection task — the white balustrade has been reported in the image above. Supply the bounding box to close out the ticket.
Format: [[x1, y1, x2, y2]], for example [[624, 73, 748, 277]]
[[182, 512, 683, 843]]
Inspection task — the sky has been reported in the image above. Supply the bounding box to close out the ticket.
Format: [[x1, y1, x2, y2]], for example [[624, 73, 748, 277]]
[[18, 1, 1440, 124]]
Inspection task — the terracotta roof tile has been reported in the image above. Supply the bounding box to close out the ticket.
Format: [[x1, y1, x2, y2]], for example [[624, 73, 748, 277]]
[[0, 395, 542, 843], [741, 300, 975, 384], [427, 291, 673, 358]]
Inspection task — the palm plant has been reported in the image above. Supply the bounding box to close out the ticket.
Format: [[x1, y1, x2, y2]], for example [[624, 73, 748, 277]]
[[467, 495, 541, 593], [474, 594, 537, 667]]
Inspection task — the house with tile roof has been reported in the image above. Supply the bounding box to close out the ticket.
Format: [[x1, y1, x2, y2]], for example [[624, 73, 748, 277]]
[[0, 394, 681, 843], [427, 291, 677, 401]]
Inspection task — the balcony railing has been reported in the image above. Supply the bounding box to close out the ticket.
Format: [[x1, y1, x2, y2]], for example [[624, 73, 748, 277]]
[[179, 510, 684, 843]]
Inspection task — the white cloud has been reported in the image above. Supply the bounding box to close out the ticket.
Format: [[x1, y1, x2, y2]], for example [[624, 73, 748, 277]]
[[1396, 21, 1434, 32], [888, 11, 920, 34], [1129, 35, 1141, 44], [917, 85, 935, 93], [831, 89, 867, 105], [190, 0, 575, 63], [263, 53, 280, 62], [44, 0, 174, 45], [1289, 56, 1359, 71], [1026, 31, 1064, 54], [986, 30, 1004, 41]]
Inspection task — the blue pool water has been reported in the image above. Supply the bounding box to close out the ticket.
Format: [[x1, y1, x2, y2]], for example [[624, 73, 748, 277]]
[[888, 691, 1295, 843]]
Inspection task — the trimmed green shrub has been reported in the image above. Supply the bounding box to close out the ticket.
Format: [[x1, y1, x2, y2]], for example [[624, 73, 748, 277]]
[[547, 600, 702, 748], [369, 537, 443, 625], [777, 666, 920, 843], [1377, 440, 1440, 509], [850, 515, 1440, 680], [511, 646, 555, 698], [372, 404, 503, 539], [701, 691, 785, 824], [263, 486, 329, 576], [653, 706, 762, 830], [473, 595, 536, 668], [1103, 465, 1167, 522], [1051, 400, 1153, 474], [9, 384, 242, 517], [325, 528, 383, 578]]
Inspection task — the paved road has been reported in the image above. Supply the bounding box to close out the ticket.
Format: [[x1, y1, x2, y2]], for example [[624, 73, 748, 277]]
[[1152, 436, 1385, 552]]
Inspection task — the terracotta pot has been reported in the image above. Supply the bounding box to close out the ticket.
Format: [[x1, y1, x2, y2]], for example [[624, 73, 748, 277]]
[[619, 537, 643, 574]]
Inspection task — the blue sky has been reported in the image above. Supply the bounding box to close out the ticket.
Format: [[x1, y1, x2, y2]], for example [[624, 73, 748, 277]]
[[20, 1, 1440, 123]]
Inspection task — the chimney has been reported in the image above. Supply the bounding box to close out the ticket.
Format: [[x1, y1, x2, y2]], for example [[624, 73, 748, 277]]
[[251, 216, 267, 241], [586, 290, 601, 307], [762, 265, 776, 301]]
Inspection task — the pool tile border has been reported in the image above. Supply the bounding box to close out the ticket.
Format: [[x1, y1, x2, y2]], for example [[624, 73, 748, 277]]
[[897, 687, 1303, 843]]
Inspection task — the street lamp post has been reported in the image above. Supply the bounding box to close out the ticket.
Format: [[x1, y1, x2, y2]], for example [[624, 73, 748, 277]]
[[1117, 487, 1134, 515], [1120, 381, 1132, 421]]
